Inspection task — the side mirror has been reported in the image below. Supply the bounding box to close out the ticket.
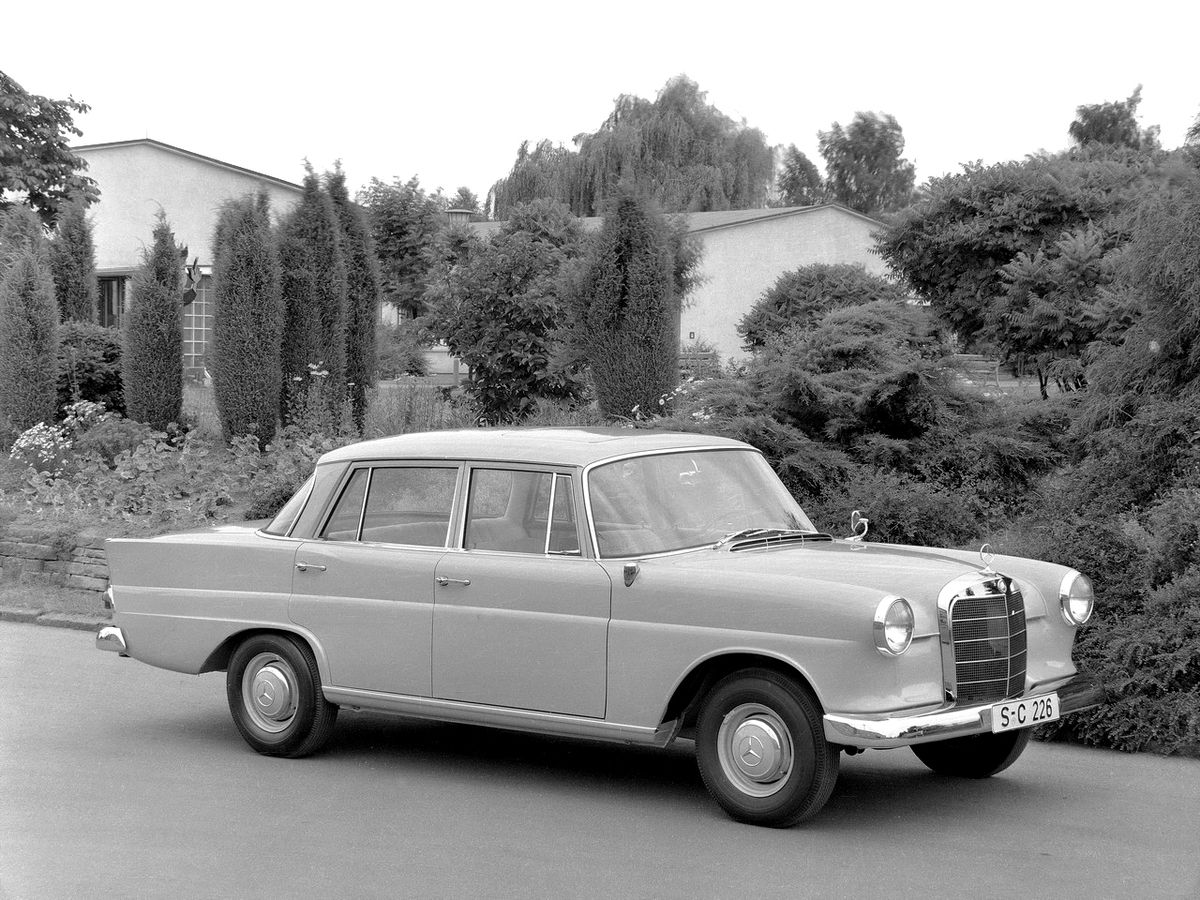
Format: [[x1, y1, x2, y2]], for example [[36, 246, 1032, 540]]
[[847, 510, 870, 542]]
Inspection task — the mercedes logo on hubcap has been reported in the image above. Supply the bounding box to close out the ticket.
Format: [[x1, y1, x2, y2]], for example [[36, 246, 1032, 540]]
[[739, 735, 764, 765]]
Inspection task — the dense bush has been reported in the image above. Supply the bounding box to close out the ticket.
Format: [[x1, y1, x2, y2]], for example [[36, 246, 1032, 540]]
[[738, 263, 909, 350], [56, 321, 123, 414], [123, 214, 182, 430], [0, 245, 59, 444], [211, 193, 283, 443]]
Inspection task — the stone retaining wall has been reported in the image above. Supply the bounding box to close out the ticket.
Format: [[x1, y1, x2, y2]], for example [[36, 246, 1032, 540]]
[[0, 535, 108, 593]]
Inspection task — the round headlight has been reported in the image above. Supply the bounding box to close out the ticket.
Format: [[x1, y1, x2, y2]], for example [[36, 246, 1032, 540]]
[[873, 596, 914, 656], [1059, 571, 1095, 626]]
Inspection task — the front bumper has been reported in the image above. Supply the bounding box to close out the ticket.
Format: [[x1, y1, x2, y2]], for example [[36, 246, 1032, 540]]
[[823, 673, 1106, 749], [96, 625, 127, 655]]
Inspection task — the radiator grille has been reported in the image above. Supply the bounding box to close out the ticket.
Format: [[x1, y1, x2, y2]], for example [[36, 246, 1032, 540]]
[[949, 579, 1026, 704]]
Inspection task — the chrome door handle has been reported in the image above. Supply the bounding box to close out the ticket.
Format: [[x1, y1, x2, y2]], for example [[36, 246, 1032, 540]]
[[296, 562, 327, 572], [435, 576, 471, 587]]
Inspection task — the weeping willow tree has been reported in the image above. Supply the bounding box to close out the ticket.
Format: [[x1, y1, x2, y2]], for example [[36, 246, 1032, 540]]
[[489, 76, 775, 218]]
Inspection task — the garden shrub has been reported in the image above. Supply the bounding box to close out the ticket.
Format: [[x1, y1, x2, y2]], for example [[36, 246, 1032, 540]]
[[49, 198, 98, 323], [123, 214, 182, 430], [375, 322, 429, 379], [0, 245, 59, 445], [56, 321, 124, 414], [73, 417, 154, 465]]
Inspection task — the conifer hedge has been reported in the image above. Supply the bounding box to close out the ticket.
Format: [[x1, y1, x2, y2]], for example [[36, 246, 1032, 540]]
[[211, 192, 283, 443], [278, 168, 348, 424], [327, 167, 379, 431], [123, 214, 182, 430], [572, 193, 677, 418], [50, 199, 98, 322], [0, 245, 59, 442]]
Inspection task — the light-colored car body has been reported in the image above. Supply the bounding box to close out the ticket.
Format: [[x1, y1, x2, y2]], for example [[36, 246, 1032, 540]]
[[98, 428, 1103, 825]]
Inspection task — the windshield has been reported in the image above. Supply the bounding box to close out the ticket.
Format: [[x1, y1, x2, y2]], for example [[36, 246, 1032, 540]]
[[587, 449, 815, 558]]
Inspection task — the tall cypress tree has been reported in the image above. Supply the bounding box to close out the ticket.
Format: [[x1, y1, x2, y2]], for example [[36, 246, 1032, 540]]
[[123, 213, 182, 429], [49, 198, 98, 322], [212, 192, 283, 443], [278, 166, 347, 424], [0, 243, 58, 442], [571, 191, 678, 418], [326, 165, 379, 432]]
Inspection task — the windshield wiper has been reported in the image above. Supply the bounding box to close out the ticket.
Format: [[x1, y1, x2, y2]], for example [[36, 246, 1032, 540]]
[[714, 527, 794, 549]]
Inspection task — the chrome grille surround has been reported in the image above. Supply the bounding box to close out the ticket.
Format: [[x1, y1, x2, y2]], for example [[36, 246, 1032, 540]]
[[936, 572, 1027, 704]]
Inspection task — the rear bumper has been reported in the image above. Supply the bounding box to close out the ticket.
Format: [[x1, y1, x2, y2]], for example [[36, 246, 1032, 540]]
[[823, 673, 1106, 749], [95, 625, 127, 655]]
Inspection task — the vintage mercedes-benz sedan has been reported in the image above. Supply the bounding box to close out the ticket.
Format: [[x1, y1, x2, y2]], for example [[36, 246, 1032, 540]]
[[97, 428, 1104, 826]]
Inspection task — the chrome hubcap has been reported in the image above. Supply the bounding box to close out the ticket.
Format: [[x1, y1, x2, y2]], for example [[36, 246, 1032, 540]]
[[242, 652, 298, 734], [716, 703, 794, 797]]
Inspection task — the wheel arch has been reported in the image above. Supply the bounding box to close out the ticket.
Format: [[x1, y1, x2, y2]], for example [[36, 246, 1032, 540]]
[[659, 651, 824, 738], [200, 626, 330, 684]]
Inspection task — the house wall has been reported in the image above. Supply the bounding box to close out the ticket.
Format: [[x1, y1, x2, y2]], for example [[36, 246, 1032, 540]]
[[76, 142, 302, 272], [679, 207, 887, 365]]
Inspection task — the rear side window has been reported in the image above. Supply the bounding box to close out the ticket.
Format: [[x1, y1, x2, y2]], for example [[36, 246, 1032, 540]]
[[321, 466, 457, 547], [262, 475, 315, 536]]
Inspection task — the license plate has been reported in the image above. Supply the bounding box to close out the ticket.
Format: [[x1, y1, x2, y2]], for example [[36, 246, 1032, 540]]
[[991, 693, 1060, 733]]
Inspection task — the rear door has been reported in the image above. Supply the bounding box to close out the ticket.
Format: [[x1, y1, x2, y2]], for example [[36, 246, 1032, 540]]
[[290, 463, 461, 696]]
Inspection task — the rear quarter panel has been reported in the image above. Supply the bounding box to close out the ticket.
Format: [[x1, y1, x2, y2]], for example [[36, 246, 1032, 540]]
[[106, 529, 306, 675]]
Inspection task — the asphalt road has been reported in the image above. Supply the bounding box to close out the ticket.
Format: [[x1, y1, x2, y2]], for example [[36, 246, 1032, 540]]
[[2, 621, 1198, 900]]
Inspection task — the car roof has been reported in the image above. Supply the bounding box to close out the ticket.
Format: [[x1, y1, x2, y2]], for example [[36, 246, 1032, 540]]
[[318, 427, 752, 469]]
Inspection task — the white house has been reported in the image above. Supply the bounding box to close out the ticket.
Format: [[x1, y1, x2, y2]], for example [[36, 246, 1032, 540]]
[[73, 139, 303, 380]]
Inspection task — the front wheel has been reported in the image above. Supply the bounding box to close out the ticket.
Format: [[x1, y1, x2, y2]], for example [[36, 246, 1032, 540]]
[[226, 633, 338, 758], [695, 669, 839, 827], [911, 728, 1032, 778]]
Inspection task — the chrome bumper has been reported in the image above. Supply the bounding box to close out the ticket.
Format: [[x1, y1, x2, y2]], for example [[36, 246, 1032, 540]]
[[823, 673, 1106, 749], [96, 625, 128, 655]]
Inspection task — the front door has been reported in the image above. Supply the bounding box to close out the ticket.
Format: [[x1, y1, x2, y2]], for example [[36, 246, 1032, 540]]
[[432, 468, 612, 718]]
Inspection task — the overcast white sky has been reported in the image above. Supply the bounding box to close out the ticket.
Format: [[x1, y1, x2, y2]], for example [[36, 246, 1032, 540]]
[[6, 0, 1198, 204]]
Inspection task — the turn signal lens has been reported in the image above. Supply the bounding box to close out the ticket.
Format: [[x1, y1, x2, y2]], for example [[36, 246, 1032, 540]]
[[874, 596, 914, 656], [1059, 572, 1095, 626]]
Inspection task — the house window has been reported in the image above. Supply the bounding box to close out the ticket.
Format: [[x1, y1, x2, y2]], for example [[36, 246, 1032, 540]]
[[183, 274, 213, 382], [97, 277, 127, 328]]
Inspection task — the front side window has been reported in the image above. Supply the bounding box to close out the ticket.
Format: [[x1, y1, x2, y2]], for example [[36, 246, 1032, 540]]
[[465, 469, 580, 555], [587, 449, 815, 558], [321, 466, 457, 546]]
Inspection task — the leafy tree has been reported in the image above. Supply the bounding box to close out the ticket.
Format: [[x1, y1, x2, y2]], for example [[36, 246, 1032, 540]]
[[49, 198, 98, 322], [327, 166, 380, 432], [0, 243, 58, 442], [211, 192, 283, 442], [428, 200, 584, 422], [877, 151, 1158, 345], [817, 112, 915, 214], [738, 263, 908, 349], [448, 187, 481, 214], [360, 176, 444, 318], [123, 213, 183, 430], [569, 192, 677, 418], [776, 145, 825, 207], [490, 75, 775, 217], [278, 167, 348, 423], [0, 71, 98, 226], [1069, 86, 1160, 151], [992, 224, 1119, 397]]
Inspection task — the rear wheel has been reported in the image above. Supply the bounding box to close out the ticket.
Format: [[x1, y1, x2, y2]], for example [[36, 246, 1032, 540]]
[[695, 669, 839, 827], [226, 633, 337, 758], [911, 728, 1032, 778]]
